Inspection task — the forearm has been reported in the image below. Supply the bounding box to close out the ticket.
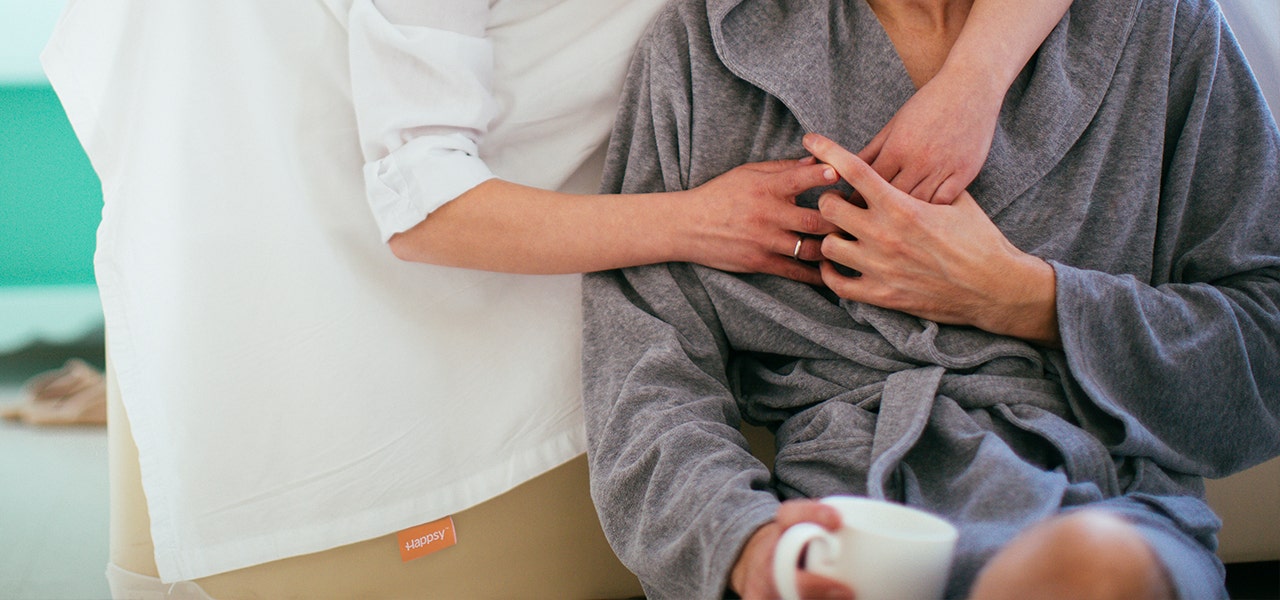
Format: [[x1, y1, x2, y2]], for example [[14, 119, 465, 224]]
[[389, 160, 836, 278], [946, 0, 1072, 91], [388, 179, 690, 273], [1055, 264, 1280, 475], [582, 265, 778, 599], [971, 247, 1061, 347]]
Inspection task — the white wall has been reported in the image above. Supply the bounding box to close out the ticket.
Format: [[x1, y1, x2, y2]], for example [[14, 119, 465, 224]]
[[0, 0, 69, 83], [1220, 0, 1280, 120], [1, 0, 1274, 96]]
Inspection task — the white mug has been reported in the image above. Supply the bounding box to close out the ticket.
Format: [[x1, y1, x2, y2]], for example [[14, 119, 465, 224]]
[[772, 496, 958, 600]]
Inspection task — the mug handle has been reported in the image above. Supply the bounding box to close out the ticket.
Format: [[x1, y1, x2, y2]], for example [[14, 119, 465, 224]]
[[772, 523, 842, 600]]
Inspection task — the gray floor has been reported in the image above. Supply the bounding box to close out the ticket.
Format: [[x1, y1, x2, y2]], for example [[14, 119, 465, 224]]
[[0, 342, 111, 600]]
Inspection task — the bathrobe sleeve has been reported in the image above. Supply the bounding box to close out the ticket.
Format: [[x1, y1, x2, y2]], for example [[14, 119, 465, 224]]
[[347, 0, 497, 241], [583, 17, 782, 600], [1053, 5, 1280, 478]]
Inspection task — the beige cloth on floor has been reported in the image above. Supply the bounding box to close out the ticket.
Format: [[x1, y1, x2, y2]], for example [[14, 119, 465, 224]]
[[1, 359, 105, 426]]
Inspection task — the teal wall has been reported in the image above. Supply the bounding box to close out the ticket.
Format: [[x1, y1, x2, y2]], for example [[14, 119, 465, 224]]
[[0, 84, 101, 287], [1, 1, 102, 288]]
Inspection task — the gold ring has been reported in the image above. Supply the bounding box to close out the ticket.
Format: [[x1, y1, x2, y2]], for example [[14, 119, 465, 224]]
[[792, 237, 804, 260]]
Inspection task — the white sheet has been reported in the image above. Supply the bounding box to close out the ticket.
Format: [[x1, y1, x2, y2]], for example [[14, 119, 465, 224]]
[[42, 0, 664, 581]]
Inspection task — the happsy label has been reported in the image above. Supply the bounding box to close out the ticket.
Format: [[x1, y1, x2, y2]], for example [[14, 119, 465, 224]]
[[397, 516, 457, 562]]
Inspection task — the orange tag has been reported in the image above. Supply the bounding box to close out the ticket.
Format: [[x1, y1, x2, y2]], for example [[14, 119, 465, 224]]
[[397, 516, 457, 563]]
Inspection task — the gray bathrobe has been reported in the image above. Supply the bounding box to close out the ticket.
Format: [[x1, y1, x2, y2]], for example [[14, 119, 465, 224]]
[[582, 0, 1280, 598]]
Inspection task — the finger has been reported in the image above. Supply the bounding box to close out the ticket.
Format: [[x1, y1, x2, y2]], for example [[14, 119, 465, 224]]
[[804, 133, 900, 209], [846, 188, 868, 209], [820, 259, 868, 303], [819, 232, 859, 268], [857, 127, 888, 164], [889, 168, 926, 197], [862, 133, 903, 183], [931, 175, 967, 206], [779, 234, 806, 261], [797, 237, 825, 263], [786, 236, 825, 263], [872, 161, 902, 189], [782, 206, 840, 237], [753, 156, 829, 173], [776, 499, 842, 531], [797, 572, 856, 600], [767, 162, 840, 197], [816, 191, 870, 240], [737, 159, 810, 175], [909, 172, 947, 204], [758, 256, 823, 286]]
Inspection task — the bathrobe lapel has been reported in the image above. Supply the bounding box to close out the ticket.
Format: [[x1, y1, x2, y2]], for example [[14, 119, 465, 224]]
[[708, 0, 912, 155], [979, 1, 1141, 214], [706, 0, 1140, 217]]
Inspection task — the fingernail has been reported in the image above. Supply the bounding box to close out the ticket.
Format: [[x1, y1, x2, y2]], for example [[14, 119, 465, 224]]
[[823, 167, 836, 181]]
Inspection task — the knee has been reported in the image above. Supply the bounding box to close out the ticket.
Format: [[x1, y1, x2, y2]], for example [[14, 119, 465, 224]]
[[970, 510, 1174, 600]]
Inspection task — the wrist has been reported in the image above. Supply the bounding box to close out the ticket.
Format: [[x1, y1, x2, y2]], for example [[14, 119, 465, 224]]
[[620, 191, 697, 266], [664, 187, 724, 265], [936, 39, 1022, 104], [979, 251, 1061, 347], [935, 59, 1008, 107], [730, 521, 780, 597]]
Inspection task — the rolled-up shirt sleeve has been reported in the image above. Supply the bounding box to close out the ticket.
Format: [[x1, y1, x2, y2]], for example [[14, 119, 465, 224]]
[[348, 0, 498, 241]]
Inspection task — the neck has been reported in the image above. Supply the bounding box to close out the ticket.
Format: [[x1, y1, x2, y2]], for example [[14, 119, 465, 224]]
[[865, 0, 972, 32], [865, 0, 974, 88]]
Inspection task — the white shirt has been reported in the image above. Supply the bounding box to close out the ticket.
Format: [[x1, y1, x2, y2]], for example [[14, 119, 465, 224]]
[[349, 0, 498, 240], [350, 0, 665, 241], [43, 0, 665, 581]]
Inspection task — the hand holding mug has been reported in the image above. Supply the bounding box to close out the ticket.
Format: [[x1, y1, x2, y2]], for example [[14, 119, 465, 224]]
[[772, 496, 958, 600], [730, 500, 853, 600]]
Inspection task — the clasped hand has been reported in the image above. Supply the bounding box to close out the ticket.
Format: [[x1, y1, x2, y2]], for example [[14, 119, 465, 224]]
[[802, 133, 1059, 345]]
